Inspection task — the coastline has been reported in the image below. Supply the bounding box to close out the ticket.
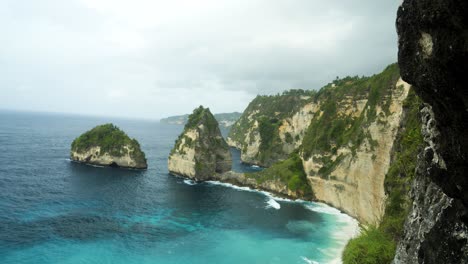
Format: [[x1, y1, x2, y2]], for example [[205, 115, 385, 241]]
[[176, 174, 360, 264]]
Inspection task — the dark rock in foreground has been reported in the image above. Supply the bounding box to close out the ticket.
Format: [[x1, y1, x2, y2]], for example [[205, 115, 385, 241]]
[[395, 0, 468, 263]]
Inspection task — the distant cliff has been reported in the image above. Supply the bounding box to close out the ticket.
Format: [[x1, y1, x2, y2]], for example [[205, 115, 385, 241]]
[[160, 112, 242, 128], [224, 64, 423, 262], [71, 124, 147, 169], [168, 106, 232, 181], [227, 89, 317, 167], [228, 64, 413, 225]]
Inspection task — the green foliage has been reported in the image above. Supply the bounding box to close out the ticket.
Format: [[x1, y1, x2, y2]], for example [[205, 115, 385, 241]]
[[285, 132, 293, 144], [171, 106, 229, 156], [342, 226, 396, 264], [228, 89, 316, 165], [342, 88, 423, 263], [301, 64, 400, 159], [246, 153, 313, 197], [258, 116, 280, 152], [71, 123, 146, 163], [317, 155, 345, 179]]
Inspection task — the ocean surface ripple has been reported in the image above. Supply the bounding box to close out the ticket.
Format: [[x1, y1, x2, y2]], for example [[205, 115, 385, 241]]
[[0, 111, 357, 264]]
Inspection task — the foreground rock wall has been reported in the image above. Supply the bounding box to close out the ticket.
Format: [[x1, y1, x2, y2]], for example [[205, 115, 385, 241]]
[[394, 0, 468, 262]]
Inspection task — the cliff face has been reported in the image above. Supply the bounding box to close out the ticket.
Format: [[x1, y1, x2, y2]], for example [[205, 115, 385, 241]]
[[168, 106, 232, 181], [70, 123, 147, 169], [230, 64, 410, 225], [303, 78, 410, 224], [227, 90, 317, 167], [71, 146, 147, 169], [394, 0, 468, 262]]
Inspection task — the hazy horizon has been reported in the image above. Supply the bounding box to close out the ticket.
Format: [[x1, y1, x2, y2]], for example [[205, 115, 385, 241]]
[[1, 0, 400, 119]]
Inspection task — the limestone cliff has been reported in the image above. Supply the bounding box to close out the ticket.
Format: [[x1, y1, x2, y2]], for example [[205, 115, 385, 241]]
[[227, 90, 317, 167], [168, 106, 232, 181], [70, 123, 147, 169], [229, 64, 411, 225], [393, 0, 468, 262], [302, 77, 411, 224]]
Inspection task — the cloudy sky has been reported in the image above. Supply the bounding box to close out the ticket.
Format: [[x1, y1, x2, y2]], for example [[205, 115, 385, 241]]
[[0, 0, 400, 120]]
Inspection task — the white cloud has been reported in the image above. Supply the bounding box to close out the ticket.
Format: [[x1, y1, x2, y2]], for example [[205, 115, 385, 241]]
[[0, 0, 400, 119]]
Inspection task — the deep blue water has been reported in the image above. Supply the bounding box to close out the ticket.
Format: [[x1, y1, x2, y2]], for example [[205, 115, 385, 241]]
[[0, 110, 356, 264]]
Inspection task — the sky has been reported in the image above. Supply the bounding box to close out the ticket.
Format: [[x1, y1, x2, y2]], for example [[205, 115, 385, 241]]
[[0, 0, 400, 120]]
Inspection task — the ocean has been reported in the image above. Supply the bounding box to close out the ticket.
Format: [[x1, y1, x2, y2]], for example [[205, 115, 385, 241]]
[[0, 110, 357, 264]]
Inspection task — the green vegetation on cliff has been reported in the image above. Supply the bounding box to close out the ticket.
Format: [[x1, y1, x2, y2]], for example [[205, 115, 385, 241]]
[[301, 64, 400, 159], [229, 89, 315, 165], [246, 152, 313, 198], [342, 88, 423, 264], [171, 106, 228, 154], [229, 64, 402, 168], [71, 123, 146, 163], [169, 106, 232, 180]]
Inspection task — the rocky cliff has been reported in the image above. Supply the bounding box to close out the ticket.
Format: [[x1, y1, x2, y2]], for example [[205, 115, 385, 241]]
[[302, 76, 410, 225], [71, 123, 147, 169], [227, 90, 317, 167], [168, 106, 232, 181], [393, 0, 468, 263], [229, 64, 411, 225]]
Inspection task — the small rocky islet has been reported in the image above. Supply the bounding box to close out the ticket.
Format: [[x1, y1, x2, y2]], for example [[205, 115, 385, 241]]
[[70, 123, 147, 169]]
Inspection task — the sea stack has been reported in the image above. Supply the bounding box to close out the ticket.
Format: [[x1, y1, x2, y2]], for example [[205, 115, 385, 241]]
[[70, 123, 147, 169], [168, 106, 232, 181]]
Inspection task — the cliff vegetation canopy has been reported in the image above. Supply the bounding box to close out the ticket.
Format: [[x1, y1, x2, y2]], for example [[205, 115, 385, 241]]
[[246, 152, 313, 198], [71, 123, 146, 163]]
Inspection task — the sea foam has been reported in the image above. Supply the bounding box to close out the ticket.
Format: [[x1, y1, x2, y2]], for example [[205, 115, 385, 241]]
[[183, 179, 197, 185], [265, 197, 281, 209], [205, 180, 360, 264]]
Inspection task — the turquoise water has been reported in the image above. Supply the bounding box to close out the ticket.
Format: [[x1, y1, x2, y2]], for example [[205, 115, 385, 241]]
[[0, 110, 357, 264]]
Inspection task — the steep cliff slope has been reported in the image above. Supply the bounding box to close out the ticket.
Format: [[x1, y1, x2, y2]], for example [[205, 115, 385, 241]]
[[231, 64, 411, 225], [227, 89, 317, 166], [168, 106, 232, 181], [393, 0, 468, 263], [300, 65, 410, 225], [342, 89, 423, 263], [71, 123, 147, 169]]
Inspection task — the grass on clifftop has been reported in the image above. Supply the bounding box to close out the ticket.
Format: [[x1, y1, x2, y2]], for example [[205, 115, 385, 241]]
[[342, 88, 423, 264], [185, 106, 219, 132], [246, 152, 313, 198], [71, 123, 146, 163]]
